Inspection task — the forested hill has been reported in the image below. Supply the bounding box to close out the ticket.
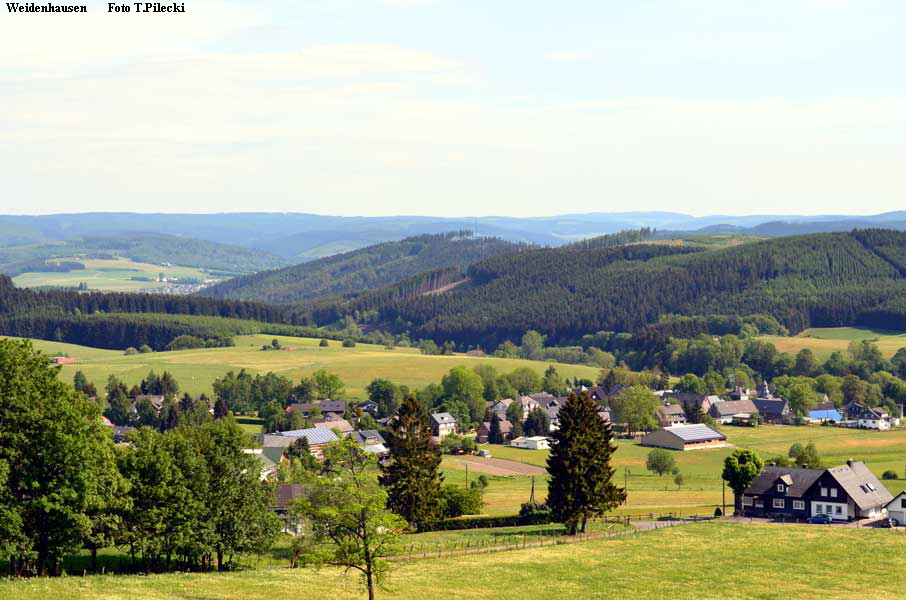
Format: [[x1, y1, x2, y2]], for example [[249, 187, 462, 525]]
[[198, 232, 528, 304], [0, 233, 287, 277], [318, 230, 906, 348]]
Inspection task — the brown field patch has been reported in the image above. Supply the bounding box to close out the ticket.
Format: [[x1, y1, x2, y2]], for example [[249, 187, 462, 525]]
[[447, 455, 546, 476]]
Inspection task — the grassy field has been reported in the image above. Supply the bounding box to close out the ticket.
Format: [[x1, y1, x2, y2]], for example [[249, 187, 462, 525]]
[[4, 522, 906, 599], [760, 326, 906, 360], [7, 334, 601, 402], [470, 424, 906, 516], [12, 257, 217, 291]]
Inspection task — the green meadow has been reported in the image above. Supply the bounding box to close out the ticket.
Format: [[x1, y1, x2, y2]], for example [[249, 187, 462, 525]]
[[7, 334, 601, 402], [759, 326, 906, 361], [467, 424, 906, 516], [12, 257, 216, 291], [3, 522, 906, 600]]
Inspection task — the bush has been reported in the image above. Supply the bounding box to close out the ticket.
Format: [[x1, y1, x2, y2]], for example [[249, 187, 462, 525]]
[[124, 347, 138, 355], [319, 338, 329, 347], [342, 339, 356, 348], [882, 470, 899, 480], [518, 502, 553, 525], [714, 507, 723, 517], [440, 434, 477, 455], [138, 344, 154, 354], [442, 484, 485, 518]]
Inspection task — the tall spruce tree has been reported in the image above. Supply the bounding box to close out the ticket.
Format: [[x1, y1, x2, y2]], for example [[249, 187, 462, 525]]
[[489, 414, 504, 444], [546, 391, 626, 535], [379, 394, 444, 531]]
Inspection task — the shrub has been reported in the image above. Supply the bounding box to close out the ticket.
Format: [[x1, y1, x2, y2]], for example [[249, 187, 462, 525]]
[[138, 344, 154, 354], [882, 470, 899, 480], [124, 347, 138, 355], [442, 484, 485, 518], [342, 339, 356, 348], [518, 502, 553, 525], [714, 507, 723, 517], [319, 338, 329, 347]]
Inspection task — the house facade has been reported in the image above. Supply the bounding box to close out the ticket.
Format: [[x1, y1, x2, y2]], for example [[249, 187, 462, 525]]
[[640, 424, 726, 451], [510, 436, 550, 450], [709, 398, 758, 424], [430, 412, 457, 438], [656, 403, 687, 427], [752, 398, 790, 424], [741, 461, 892, 521], [842, 403, 896, 430]]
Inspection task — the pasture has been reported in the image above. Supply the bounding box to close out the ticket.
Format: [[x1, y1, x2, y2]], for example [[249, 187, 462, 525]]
[[11, 257, 216, 291], [4, 522, 906, 599], [759, 326, 906, 360], [8, 335, 602, 402], [467, 424, 906, 516]]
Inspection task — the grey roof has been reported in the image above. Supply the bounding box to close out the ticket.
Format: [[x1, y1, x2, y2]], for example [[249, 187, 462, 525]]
[[273, 483, 305, 510], [710, 399, 757, 417], [288, 400, 347, 415], [257, 434, 297, 448], [752, 398, 789, 417], [660, 424, 725, 443], [278, 427, 340, 445], [746, 466, 824, 497], [261, 446, 286, 464], [347, 429, 387, 445], [431, 412, 456, 425], [827, 461, 893, 510]]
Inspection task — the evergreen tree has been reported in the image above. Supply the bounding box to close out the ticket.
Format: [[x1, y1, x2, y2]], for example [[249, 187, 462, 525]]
[[523, 406, 550, 436], [546, 392, 626, 534], [213, 397, 229, 419], [379, 395, 444, 531], [489, 414, 504, 444]]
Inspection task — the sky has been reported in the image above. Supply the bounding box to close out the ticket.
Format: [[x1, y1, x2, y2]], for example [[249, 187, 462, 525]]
[[1, 0, 904, 217]]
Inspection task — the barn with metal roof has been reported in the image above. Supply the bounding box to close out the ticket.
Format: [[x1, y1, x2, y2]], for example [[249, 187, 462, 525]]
[[640, 423, 727, 451]]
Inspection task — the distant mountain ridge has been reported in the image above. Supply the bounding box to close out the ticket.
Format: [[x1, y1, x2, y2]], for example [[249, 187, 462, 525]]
[[198, 231, 527, 304], [3, 212, 906, 261]]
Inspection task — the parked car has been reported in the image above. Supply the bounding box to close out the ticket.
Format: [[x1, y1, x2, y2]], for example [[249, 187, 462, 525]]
[[477, 449, 492, 458], [879, 518, 897, 528], [807, 514, 833, 524]]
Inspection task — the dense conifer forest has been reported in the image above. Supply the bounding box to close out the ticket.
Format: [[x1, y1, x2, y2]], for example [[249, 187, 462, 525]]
[[198, 232, 527, 304], [322, 230, 906, 348]]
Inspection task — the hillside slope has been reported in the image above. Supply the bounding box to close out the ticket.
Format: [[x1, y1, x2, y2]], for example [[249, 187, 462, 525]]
[[324, 230, 906, 347], [198, 232, 528, 304], [0, 233, 287, 276]]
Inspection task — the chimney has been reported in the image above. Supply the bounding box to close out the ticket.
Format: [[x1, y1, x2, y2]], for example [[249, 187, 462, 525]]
[[847, 458, 854, 468]]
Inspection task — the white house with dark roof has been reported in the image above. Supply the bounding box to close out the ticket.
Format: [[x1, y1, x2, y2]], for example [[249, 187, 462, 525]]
[[430, 412, 457, 438]]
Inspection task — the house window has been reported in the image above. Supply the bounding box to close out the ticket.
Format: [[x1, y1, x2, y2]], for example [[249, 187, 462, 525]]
[[820, 487, 828, 497], [773, 498, 785, 509], [815, 503, 823, 513], [793, 500, 805, 510], [830, 488, 837, 498], [742, 496, 753, 507], [900, 498, 906, 509], [776, 484, 785, 493], [835, 505, 843, 515]]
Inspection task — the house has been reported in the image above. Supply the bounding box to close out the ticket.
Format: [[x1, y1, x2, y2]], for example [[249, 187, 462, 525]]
[[742, 460, 892, 521], [729, 385, 755, 401], [574, 386, 609, 404], [430, 412, 457, 438], [597, 409, 612, 424], [842, 403, 894, 430], [510, 436, 551, 450], [517, 395, 541, 416], [286, 400, 348, 418], [808, 401, 842, 423], [752, 398, 790, 424], [640, 424, 727, 451], [662, 393, 720, 418], [488, 398, 514, 414], [756, 380, 773, 399], [274, 427, 340, 459], [884, 491, 906, 525], [313, 418, 355, 433], [245, 445, 286, 480], [656, 403, 687, 427], [272, 483, 305, 533], [346, 429, 389, 459], [476, 419, 513, 443], [256, 434, 299, 448], [110, 425, 135, 443], [132, 394, 165, 413], [708, 398, 758, 424], [357, 400, 379, 415]]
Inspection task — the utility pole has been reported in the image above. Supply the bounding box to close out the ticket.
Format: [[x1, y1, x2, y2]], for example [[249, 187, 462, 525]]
[[529, 475, 535, 504], [465, 463, 469, 489], [722, 478, 726, 517]]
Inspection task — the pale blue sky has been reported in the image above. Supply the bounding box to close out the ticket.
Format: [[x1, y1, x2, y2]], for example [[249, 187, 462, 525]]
[[1, 0, 904, 216]]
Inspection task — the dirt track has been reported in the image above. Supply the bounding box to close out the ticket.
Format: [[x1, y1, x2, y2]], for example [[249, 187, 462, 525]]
[[447, 455, 545, 476]]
